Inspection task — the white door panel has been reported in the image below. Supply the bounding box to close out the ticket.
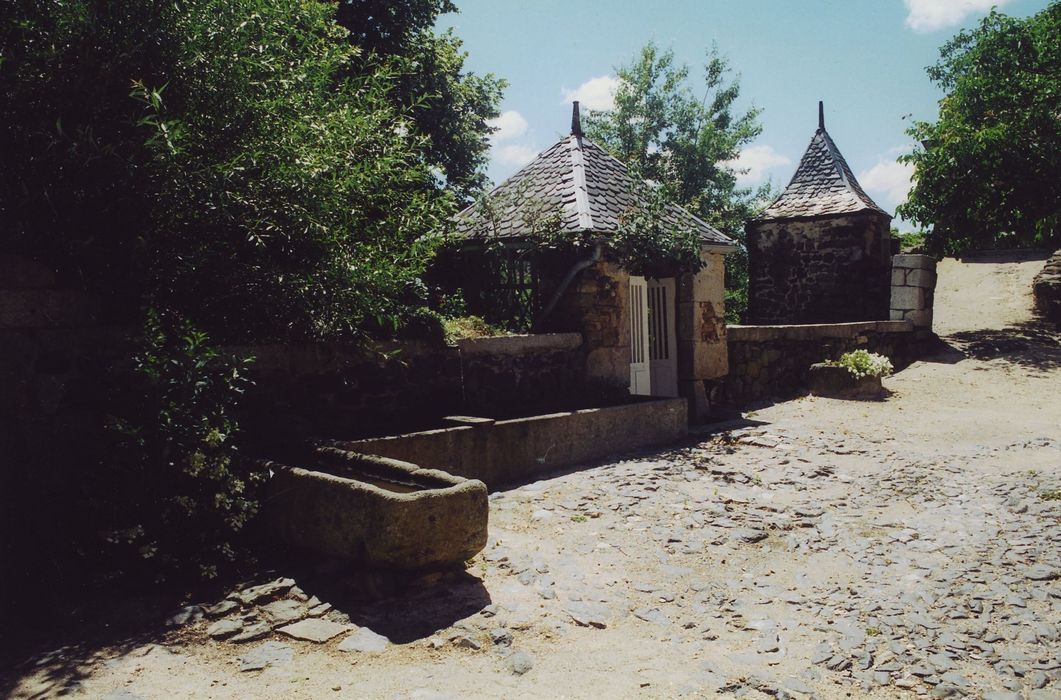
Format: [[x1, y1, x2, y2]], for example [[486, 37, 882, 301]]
[[647, 277, 678, 397], [628, 276, 651, 396]]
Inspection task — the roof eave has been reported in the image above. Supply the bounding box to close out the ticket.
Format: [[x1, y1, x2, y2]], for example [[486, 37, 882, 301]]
[[752, 206, 892, 224]]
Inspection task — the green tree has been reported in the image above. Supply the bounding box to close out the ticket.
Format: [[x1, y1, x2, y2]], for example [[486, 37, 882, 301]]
[[0, 0, 456, 341], [897, 2, 1061, 253], [336, 0, 506, 200], [584, 42, 771, 322]]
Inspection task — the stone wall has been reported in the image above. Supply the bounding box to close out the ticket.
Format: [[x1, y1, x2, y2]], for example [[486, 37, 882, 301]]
[[540, 257, 631, 394], [1033, 250, 1061, 323], [236, 332, 588, 448], [677, 250, 729, 420], [746, 213, 892, 324], [891, 254, 937, 329], [0, 256, 125, 604], [708, 320, 940, 410]]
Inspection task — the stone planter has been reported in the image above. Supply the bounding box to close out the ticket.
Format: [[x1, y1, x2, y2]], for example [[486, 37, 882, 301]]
[[265, 449, 488, 570], [806, 362, 883, 399]]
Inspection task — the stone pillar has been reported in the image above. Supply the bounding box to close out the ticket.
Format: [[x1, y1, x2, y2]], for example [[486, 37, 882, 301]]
[[890, 254, 937, 329], [676, 250, 728, 421]]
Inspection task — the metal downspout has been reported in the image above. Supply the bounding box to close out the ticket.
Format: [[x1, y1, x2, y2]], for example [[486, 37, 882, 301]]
[[533, 243, 602, 332]]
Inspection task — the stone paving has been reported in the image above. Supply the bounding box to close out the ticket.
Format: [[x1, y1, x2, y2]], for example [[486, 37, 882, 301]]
[[453, 424, 1060, 699]]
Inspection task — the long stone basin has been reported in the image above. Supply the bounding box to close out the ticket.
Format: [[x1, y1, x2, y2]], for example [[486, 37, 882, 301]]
[[326, 397, 689, 489], [265, 449, 488, 570]]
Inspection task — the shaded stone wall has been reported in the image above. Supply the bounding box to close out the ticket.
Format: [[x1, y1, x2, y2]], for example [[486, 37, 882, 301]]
[[707, 321, 940, 410], [540, 258, 631, 395], [1033, 250, 1061, 323], [0, 256, 125, 606], [746, 213, 892, 324], [236, 333, 589, 447]]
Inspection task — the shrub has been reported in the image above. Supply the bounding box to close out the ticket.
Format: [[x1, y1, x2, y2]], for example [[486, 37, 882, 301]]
[[96, 311, 262, 581], [832, 350, 894, 380], [442, 315, 508, 343]]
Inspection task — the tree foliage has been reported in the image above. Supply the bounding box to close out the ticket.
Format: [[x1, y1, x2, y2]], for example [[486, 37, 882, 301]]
[[897, 3, 1061, 253], [0, 0, 502, 342], [336, 0, 506, 200], [583, 43, 771, 321]]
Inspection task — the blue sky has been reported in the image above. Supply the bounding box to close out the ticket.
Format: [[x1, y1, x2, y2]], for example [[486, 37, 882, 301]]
[[441, 0, 1051, 229]]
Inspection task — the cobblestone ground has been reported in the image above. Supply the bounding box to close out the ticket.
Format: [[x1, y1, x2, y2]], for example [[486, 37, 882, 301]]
[[7, 256, 1060, 699]]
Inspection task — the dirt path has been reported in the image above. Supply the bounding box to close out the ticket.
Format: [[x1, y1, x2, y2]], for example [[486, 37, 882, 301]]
[[8, 255, 1059, 700]]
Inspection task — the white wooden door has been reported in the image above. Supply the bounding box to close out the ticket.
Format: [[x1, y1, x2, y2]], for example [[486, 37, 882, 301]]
[[647, 277, 678, 397], [628, 275, 651, 395]]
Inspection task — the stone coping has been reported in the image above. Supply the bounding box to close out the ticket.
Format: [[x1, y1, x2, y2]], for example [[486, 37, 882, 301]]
[[728, 320, 914, 342], [454, 332, 582, 356], [892, 254, 937, 270]]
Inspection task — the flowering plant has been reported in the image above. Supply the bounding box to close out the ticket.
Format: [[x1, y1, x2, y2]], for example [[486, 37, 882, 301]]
[[833, 350, 894, 379]]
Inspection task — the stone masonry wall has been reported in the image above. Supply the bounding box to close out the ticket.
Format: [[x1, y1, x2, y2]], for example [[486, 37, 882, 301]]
[[747, 213, 892, 324], [540, 257, 631, 395], [677, 250, 729, 421], [236, 332, 588, 448], [1032, 249, 1061, 323], [891, 254, 937, 329], [707, 321, 940, 410]]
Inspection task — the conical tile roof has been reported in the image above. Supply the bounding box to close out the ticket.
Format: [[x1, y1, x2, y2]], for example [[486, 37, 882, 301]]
[[756, 109, 889, 221], [454, 109, 734, 248]]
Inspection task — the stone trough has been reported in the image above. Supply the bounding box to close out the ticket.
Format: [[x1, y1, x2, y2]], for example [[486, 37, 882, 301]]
[[265, 449, 488, 570]]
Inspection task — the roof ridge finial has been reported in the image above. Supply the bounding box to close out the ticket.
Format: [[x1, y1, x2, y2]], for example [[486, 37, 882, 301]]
[[571, 101, 583, 137], [818, 100, 825, 131]]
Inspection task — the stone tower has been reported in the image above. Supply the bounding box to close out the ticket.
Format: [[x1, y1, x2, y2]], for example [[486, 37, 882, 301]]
[[746, 102, 892, 324]]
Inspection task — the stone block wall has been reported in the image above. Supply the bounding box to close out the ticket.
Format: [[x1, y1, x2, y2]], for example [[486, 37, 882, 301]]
[[707, 320, 940, 410], [891, 254, 937, 329], [746, 213, 892, 324]]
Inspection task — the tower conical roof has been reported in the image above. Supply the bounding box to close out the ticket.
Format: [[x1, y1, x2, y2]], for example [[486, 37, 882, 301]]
[[756, 104, 889, 221]]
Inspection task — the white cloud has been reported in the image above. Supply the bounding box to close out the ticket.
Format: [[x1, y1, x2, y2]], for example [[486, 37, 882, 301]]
[[724, 144, 792, 186], [561, 75, 619, 111], [487, 110, 528, 144], [903, 0, 1014, 33], [493, 143, 538, 168], [859, 158, 914, 208]]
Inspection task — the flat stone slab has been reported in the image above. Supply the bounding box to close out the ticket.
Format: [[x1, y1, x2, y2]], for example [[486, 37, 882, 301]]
[[261, 599, 306, 628], [206, 619, 243, 640], [232, 578, 295, 606], [337, 628, 390, 653], [230, 622, 271, 644], [238, 641, 293, 672], [277, 619, 350, 643]]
